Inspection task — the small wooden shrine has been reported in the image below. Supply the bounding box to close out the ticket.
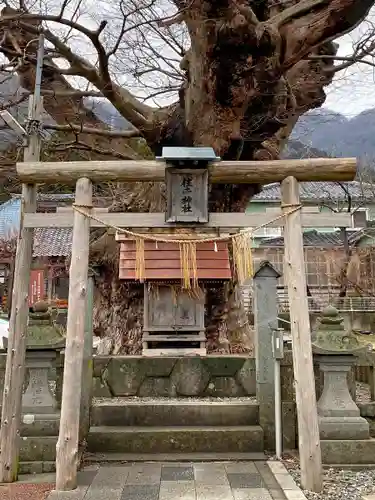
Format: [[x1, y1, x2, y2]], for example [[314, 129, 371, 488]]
[[116, 147, 235, 356], [117, 238, 232, 355]]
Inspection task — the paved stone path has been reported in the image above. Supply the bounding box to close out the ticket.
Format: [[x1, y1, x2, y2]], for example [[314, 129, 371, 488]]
[[42, 461, 297, 500]]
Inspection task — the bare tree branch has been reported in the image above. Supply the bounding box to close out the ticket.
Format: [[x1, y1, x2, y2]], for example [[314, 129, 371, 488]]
[[307, 53, 375, 71], [44, 122, 141, 138], [270, 0, 328, 28], [51, 139, 140, 160]]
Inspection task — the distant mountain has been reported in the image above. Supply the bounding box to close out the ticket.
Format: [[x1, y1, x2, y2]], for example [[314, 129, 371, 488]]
[[292, 108, 375, 164], [0, 73, 131, 151], [282, 139, 329, 160]]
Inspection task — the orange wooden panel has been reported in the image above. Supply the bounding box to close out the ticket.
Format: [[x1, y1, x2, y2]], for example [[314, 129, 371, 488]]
[[119, 259, 231, 270], [120, 250, 230, 260], [119, 268, 232, 280], [118, 239, 232, 280]]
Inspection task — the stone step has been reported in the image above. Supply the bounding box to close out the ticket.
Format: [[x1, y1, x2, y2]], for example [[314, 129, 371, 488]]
[[87, 425, 264, 454], [91, 398, 259, 427], [84, 451, 267, 463]]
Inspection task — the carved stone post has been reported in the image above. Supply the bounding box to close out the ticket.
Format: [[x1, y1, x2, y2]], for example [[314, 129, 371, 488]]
[[312, 306, 370, 440], [253, 260, 281, 450]]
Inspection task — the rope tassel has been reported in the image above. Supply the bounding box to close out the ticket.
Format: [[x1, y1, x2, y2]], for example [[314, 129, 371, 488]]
[[179, 241, 198, 290], [135, 237, 145, 282], [232, 232, 253, 284]]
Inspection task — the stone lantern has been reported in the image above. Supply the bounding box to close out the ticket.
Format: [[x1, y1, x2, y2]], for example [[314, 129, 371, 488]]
[[312, 305, 370, 440], [0, 302, 66, 416]]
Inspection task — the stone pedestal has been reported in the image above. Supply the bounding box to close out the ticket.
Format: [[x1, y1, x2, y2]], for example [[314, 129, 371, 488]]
[[22, 350, 58, 414], [316, 355, 369, 440], [312, 306, 371, 441]]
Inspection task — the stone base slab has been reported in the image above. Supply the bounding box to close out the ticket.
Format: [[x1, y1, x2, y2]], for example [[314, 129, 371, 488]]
[[319, 416, 370, 440], [19, 413, 60, 437], [321, 439, 375, 465], [19, 436, 57, 462], [1, 413, 60, 436], [19, 461, 56, 474]]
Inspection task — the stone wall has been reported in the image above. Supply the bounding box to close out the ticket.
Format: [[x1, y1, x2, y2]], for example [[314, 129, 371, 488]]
[[91, 356, 257, 398]]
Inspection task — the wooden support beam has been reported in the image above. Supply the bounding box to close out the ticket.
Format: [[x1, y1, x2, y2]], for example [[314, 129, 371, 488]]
[[56, 178, 92, 491], [0, 95, 41, 483], [0, 186, 36, 482], [17, 157, 357, 184], [23, 210, 352, 229], [281, 176, 322, 492]]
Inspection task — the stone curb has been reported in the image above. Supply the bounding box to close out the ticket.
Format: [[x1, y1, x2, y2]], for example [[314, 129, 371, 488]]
[[267, 460, 307, 500]]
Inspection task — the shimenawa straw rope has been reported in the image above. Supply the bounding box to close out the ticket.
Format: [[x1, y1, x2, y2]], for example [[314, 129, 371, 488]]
[[73, 204, 301, 288]]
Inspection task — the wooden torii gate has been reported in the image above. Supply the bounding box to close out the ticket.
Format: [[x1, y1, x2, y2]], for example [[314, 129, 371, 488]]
[[0, 155, 356, 493]]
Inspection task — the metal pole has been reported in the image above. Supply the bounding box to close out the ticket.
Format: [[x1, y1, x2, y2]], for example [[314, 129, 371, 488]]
[[275, 357, 282, 459], [33, 33, 44, 104], [272, 328, 283, 460]]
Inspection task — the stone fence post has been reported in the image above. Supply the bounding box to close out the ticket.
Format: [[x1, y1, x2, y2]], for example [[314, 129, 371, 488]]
[[253, 260, 281, 450]]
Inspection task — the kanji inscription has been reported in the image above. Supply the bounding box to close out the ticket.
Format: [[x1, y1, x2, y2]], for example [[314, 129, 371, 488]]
[[166, 168, 208, 223]]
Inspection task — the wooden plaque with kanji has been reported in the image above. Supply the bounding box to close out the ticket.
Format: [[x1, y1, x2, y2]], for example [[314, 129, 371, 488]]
[[165, 168, 208, 223]]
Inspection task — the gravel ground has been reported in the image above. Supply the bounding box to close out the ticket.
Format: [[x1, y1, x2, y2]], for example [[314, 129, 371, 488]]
[[281, 454, 375, 500], [356, 382, 371, 403], [93, 396, 258, 404], [0, 483, 53, 500]]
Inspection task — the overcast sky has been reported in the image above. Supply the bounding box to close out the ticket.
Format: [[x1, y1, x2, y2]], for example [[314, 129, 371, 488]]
[[324, 13, 375, 118]]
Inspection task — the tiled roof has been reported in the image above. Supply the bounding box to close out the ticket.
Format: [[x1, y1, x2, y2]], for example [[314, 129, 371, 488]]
[[259, 229, 364, 248], [33, 228, 72, 257], [11, 193, 75, 201], [252, 181, 374, 202]]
